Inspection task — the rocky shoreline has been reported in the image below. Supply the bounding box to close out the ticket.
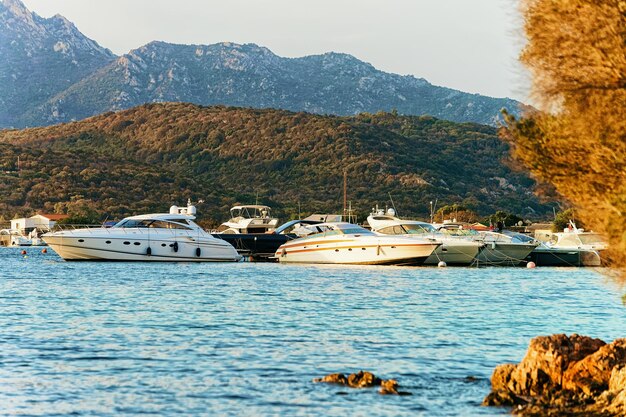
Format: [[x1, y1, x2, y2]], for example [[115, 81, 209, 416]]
[[483, 334, 625, 416]]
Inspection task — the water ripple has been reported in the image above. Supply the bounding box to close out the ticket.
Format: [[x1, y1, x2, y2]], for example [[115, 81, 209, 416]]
[[0, 248, 624, 416]]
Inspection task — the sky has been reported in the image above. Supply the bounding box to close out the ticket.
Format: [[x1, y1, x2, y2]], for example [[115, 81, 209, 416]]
[[21, 0, 531, 102]]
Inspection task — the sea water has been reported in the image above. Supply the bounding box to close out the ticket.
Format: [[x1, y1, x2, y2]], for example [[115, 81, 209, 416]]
[[1, 248, 624, 416]]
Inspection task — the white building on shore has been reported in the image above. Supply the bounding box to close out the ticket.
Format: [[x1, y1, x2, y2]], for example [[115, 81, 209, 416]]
[[10, 213, 68, 235]]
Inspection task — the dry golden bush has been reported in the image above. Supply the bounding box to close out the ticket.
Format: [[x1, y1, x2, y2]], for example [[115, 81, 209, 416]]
[[503, 0, 626, 278]]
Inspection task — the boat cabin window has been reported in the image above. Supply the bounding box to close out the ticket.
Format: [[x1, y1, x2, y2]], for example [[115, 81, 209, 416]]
[[113, 219, 151, 228], [377, 226, 405, 235]]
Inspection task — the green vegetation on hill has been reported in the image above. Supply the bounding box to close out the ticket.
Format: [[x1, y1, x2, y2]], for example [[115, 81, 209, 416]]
[[0, 103, 552, 223]]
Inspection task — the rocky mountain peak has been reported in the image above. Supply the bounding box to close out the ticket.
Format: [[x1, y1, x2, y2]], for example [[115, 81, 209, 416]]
[[1, 2, 521, 129], [1, 0, 38, 29], [3, 0, 30, 16]]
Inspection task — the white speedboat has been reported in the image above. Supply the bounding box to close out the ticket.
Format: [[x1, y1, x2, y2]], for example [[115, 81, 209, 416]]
[[0, 229, 32, 246], [42, 202, 241, 262], [216, 205, 279, 234], [274, 222, 440, 265], [367, 210, 483, 265]]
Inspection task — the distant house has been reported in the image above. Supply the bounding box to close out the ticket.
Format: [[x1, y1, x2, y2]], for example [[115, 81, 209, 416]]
[[10, 213, 69, 234]]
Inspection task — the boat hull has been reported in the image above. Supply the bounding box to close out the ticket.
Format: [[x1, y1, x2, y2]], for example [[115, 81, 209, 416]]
[[276, 237, 439, 266], [425, 241, 482, 265], [43, 234, 241, 262], [528, 248, 602, 267], [475, 243, 538, 266], [212, 233, 290, 261]]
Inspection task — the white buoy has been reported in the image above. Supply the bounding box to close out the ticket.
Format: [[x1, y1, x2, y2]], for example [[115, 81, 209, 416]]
[[527, 261, 537, 269], [438, 261, 447, 268]]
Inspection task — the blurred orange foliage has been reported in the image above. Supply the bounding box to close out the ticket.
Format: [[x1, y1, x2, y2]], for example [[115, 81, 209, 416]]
[[503, 0, 625, 277]]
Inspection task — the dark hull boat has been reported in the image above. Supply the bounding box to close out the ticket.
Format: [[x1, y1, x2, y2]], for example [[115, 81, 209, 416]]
[[211, 220, 321, 261], [526, 246, 601, 267], [211, 233, 289, 261]]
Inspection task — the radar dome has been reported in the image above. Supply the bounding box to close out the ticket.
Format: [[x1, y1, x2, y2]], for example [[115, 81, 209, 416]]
[[169, 205, 179, 214]]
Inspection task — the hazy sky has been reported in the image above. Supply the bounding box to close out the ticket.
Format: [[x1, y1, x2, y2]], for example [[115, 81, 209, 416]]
[[21, 0, 530, 102]]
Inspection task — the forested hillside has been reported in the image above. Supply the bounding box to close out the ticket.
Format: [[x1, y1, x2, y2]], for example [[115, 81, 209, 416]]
[[0, 103, 550, 223]]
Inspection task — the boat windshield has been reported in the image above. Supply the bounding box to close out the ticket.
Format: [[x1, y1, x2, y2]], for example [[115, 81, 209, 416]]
[[302, 224, 374, 237], [376, 224, 435, 235], [578, 233, 605, 245], [439, 228, 479, 237], [502, 231, 536, 243], [230, 206, 271, 219], [340, 227, 374, 236], [113, 218, 193, 230], [403, 223, 436, 234]]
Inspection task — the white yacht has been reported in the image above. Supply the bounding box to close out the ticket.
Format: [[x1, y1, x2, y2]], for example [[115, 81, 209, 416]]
[[42, 202, 241, 262], [543, 224, 607, 266], [275, 222, 440, 265], [367, 209, 483, 265], [216, 205, 279, 234]]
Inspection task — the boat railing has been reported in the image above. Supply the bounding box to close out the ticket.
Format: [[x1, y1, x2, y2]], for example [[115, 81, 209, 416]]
[[49, 224, 207, 238], [50, 224, 106, 232]]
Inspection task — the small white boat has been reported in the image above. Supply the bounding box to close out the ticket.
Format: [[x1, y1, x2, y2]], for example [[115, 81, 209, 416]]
[[216, 205, 279, 234], [367, 209, 483, 265], [42, 202, 241, 262], [275, 222, 440, 265], [0, 229, 32, 246]]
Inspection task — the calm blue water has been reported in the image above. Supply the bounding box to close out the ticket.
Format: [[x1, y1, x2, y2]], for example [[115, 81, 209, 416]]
[[1, 248, 624, 416]]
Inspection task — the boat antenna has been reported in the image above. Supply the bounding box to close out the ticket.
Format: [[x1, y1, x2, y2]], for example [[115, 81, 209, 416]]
[[432, 199, 438, 223], [255, 192, 259, 205], [298, 201, 301, 220], [388, 192, 398, 217], [343, 169, 347, 218]]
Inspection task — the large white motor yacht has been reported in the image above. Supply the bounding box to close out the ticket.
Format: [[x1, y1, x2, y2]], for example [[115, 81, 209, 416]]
[[42, 202, 241, 262], [274, 222, 440, 265], [216, 205, 279, 234], [367, 209, 483, 265]]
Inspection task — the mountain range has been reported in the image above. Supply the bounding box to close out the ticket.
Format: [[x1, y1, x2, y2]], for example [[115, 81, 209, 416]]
[[0, 0, 521, 128]]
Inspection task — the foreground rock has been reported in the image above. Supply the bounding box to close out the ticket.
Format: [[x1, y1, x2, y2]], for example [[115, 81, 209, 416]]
[[314, 370, 412, 395], [483, 334, 626, 415]]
